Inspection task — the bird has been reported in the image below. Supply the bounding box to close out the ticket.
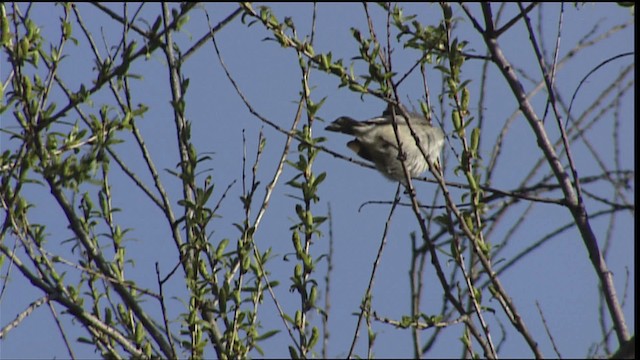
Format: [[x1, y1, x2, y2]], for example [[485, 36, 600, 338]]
[[325, 107, 444, 185]]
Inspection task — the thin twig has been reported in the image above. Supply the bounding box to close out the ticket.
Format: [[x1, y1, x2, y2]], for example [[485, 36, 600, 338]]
[[536, 301, 563, 359], [373, 311, 469, 330], [182, 6, 243, 62], [155, 263, 178, 358], [322, 203, 334, 359], [46, 298, 77, 360], [347, 185, 402, 358], [0, 296, 48, 339]]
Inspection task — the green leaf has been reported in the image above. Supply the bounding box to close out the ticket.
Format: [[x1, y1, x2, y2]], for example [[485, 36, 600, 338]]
[[308, 326, 320, 349], [216, 239, 229, 258], [470, 127, 480, 157], [288, 346, 299, 359], [77, 337, 95, 344], [255, 329, 280, 341]]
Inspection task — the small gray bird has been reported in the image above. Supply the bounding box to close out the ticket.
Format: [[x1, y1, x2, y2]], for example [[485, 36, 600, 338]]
[[325, 110, 444, 184]]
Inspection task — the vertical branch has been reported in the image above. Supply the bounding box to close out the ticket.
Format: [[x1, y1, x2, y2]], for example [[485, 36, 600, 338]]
[[409, 234, 423, 358], [160, 3, 202, 358], [439, 4, 497, 356], [286, 5, 325, 358], [322, 203, 334, 359], [161, 3, 194, 227], [205, 12, 303, 353]]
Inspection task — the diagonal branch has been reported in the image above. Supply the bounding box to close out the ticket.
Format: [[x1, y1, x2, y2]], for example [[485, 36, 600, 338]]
[[474, 3, 629, 345]]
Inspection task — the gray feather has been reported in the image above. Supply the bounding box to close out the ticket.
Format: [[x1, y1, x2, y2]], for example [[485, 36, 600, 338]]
[[326, 112, 445, 184]]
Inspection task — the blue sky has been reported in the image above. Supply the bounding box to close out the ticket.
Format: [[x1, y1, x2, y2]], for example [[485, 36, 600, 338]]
[[0, 3, 634, 358]]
